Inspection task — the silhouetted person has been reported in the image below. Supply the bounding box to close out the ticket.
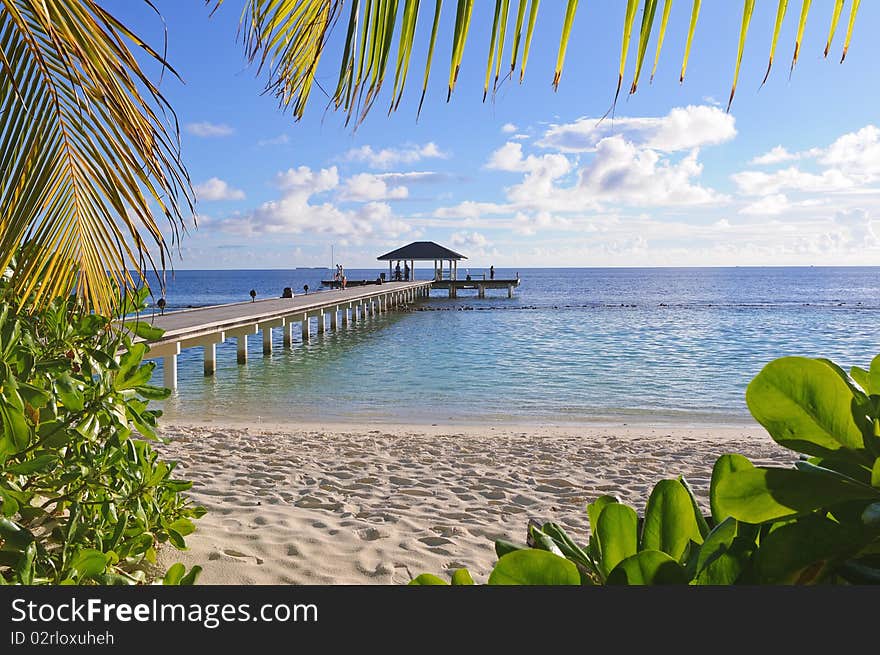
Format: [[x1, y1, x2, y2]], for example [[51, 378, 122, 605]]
[[303, 284, 309, 295], [490, 265, 495, 280], [395, 262, 402, 281], [404, 262, 410, 281], [249, 289, 256, 302], [281, 287, 293, 298], [157, 298, 166, 315]]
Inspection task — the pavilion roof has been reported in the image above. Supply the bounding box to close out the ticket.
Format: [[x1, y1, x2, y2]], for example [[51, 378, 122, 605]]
[[377, 241, 467, 261]]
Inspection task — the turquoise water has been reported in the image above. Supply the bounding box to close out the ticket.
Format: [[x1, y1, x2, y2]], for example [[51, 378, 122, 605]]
[[149, 267, 880, 426]]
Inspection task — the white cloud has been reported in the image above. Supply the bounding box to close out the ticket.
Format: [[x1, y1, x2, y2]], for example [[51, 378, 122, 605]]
[[739, 194, 790, 216], [501, 123, 518, 133], [732, 167, 854, 195], [212, 166, 412, 240], [186, 121, 234, 138], [751, 146, 800, 165], [341, 173, 409, 201], [450, 231, 489, 249], [538, 105, 736, 153], [345, 142, 447, 169], [820, 126, 880, 178], [194, 177, 245, 201]]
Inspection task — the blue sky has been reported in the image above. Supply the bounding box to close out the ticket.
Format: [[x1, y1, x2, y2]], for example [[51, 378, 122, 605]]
[[109, 1, 880, 269]]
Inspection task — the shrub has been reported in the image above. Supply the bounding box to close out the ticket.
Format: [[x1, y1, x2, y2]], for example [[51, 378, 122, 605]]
[[0, 285, 202, 585], [411, 355, 880, 585]]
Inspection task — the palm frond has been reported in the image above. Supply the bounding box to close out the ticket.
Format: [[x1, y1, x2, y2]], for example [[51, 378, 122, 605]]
[[790, 0, 812, 75], [727, 0, 755, 112], [762, 0, 788, 87], [630, 0, 659, 95], [0, 0, 192, 315], [649, 0, 673, 84], [824, 0, 844, 58], [552, 0, 577, 91], [519, 0, 540, 83], [841, 0, 860, 62], [679, 0, 701, 83]]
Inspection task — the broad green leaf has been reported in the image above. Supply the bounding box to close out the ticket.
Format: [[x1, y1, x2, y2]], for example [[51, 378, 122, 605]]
[[55, 373, 84, 412], [5, 454, 57, 475], [495, 539, 527, 558], [408, 573, 449, 585], [167, 518, 195, 537], [179, 565, 202, 585], [679, 475, 711, 538], [693, 516, 747, 585], [587, 494, 620, 532], [641, 479, 704, 560], [126, 321, 164, 341], [606, 550, 688, 585], [528, 525, 564, 557], [488, 549, 580, 585], [451, 568, 475, 585], [0, 517, 34, 550], [753, 515, 858, 584], [70, 549, 108, 579], [596, 503, 638, 578], [713, 466, 879, 524], [746, 356, 868, 460], [163, 562, 186, 585], [710, 453, 755, 523]]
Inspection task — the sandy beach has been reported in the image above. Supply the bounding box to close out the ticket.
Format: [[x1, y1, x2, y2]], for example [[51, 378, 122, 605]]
[[154, 420, 796, 584]]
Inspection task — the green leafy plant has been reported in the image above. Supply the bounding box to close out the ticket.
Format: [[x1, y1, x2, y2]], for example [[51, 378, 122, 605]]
[[0, 280, 203, 585], [411, 354, 880, 585]]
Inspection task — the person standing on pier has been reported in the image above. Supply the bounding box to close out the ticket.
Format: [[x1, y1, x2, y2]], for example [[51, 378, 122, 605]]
[[404, 262, 410, 281], [490, 265, 495, 280], [395, 262, 402, 281]]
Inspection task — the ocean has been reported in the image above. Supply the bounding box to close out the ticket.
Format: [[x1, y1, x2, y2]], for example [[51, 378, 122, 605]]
[[146, 266, 880, 426]]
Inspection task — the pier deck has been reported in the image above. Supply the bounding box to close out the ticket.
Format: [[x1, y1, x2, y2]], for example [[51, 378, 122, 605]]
[[130, 280, 432, 389], [431, 277, 521, 298]]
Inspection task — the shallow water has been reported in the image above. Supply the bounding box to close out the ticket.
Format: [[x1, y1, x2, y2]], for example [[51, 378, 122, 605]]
[[147, 267, 880, 425]]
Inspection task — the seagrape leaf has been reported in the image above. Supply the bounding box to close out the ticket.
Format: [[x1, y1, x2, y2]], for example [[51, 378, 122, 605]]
[[753, 515, 859, 584], [69, 549, 108, 580], [596, 502, 638, 578], [606, 550, 688, 585], [746, 357, 867, 459], [163, 562, 185, 585], [488, 549, 580, 585], [451, 569, 475, 585], [408, 574, 449, 585], [710, 453, 755, 524], [712, 466, 879, 524], [641, 479, 704, 560], [693, 517, 748, 585]]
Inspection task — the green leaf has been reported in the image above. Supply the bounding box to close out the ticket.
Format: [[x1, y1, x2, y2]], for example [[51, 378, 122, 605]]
[[135, 385, 171, 400], [408, 573, 449, 585], [126, 321, 165, 342], [746, 356, 869, 460], [587, 495, 619, 533], [606, 550, 688, 585], [712, 466, 879, 524], [693, 517, 749, 585], [451, 569, 475, 585], [167, 518, 195, 537], [753, 515, 859, 584], [15, 542, 36, 585], [710, 453, 755, 523], [5, 454, 57, 475], [1, 406, 29, 452], [595, 503, 638, 579], [495, 539, 527, 558], [55, 373, 84, 412], [641, 479, 704, 560], [163, 562, 185, 585], [679, 475, 711, 538], [69, 549, 108, 580], [179, 565, 202, 585], [0, 518, 35, 550], [488, 549, 580, 585]]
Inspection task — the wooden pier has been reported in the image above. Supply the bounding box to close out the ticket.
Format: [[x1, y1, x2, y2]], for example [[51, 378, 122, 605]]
[[132, 280, 432, 390], [432, 277, 521, 298]]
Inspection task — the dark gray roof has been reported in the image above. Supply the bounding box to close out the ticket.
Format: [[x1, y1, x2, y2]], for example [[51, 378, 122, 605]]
[[377, 241, 467, 261]]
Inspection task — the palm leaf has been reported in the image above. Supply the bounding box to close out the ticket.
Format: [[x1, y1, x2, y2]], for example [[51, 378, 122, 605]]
[[493, 0, 510, 93], [417, 0, 442, 118], [841, 0, 860, 62], [484, 0, 503, 102], [519, 0, 540, 83], [790, 0, 812, 75], [610, 0, 638, 107], [726, 0, 755, 112], [679, 0, 701, 83], [824, 0, 844, 58], [509, 0, 528, 74], [630, 0, 659, 94], [552, 0, 578, 90], [649, 0, 672, 84], [761, 0, 788, 86], [448, 0, 474, 101], [0, 0, 192, 315]]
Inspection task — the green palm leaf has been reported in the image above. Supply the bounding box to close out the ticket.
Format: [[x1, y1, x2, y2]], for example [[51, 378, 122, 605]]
[[0, 0, 192, 315], [726, 0, 755, 112], [841, 0, 860, 62], [761, 0, 788, 87]]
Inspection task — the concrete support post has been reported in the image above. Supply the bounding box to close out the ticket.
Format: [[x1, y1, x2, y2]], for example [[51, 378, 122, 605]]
[[283, 322, 292, 348], [302, 316, 310, 342], [318, 311, 325, 334], [331, 308, 338, 330], [237, 336, 248, 364], [204, 343, 216, 376], [163, 355, 177, 390], [478, 285, 485, 299], [262, 327, 272, 355], [342, 306, 349, 325], [508, 284, 513, 298]]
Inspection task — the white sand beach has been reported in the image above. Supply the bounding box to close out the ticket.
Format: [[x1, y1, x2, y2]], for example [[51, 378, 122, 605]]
[[154, 421, 796, 585]]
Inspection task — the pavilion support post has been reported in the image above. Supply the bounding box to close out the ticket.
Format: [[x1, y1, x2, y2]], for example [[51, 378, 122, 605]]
[[163, 355, 177, 391], [478, 284, 485, 299], [237, 336, 248, 364], [508, 284, 513, 298], [203, 344, 216, 376]]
